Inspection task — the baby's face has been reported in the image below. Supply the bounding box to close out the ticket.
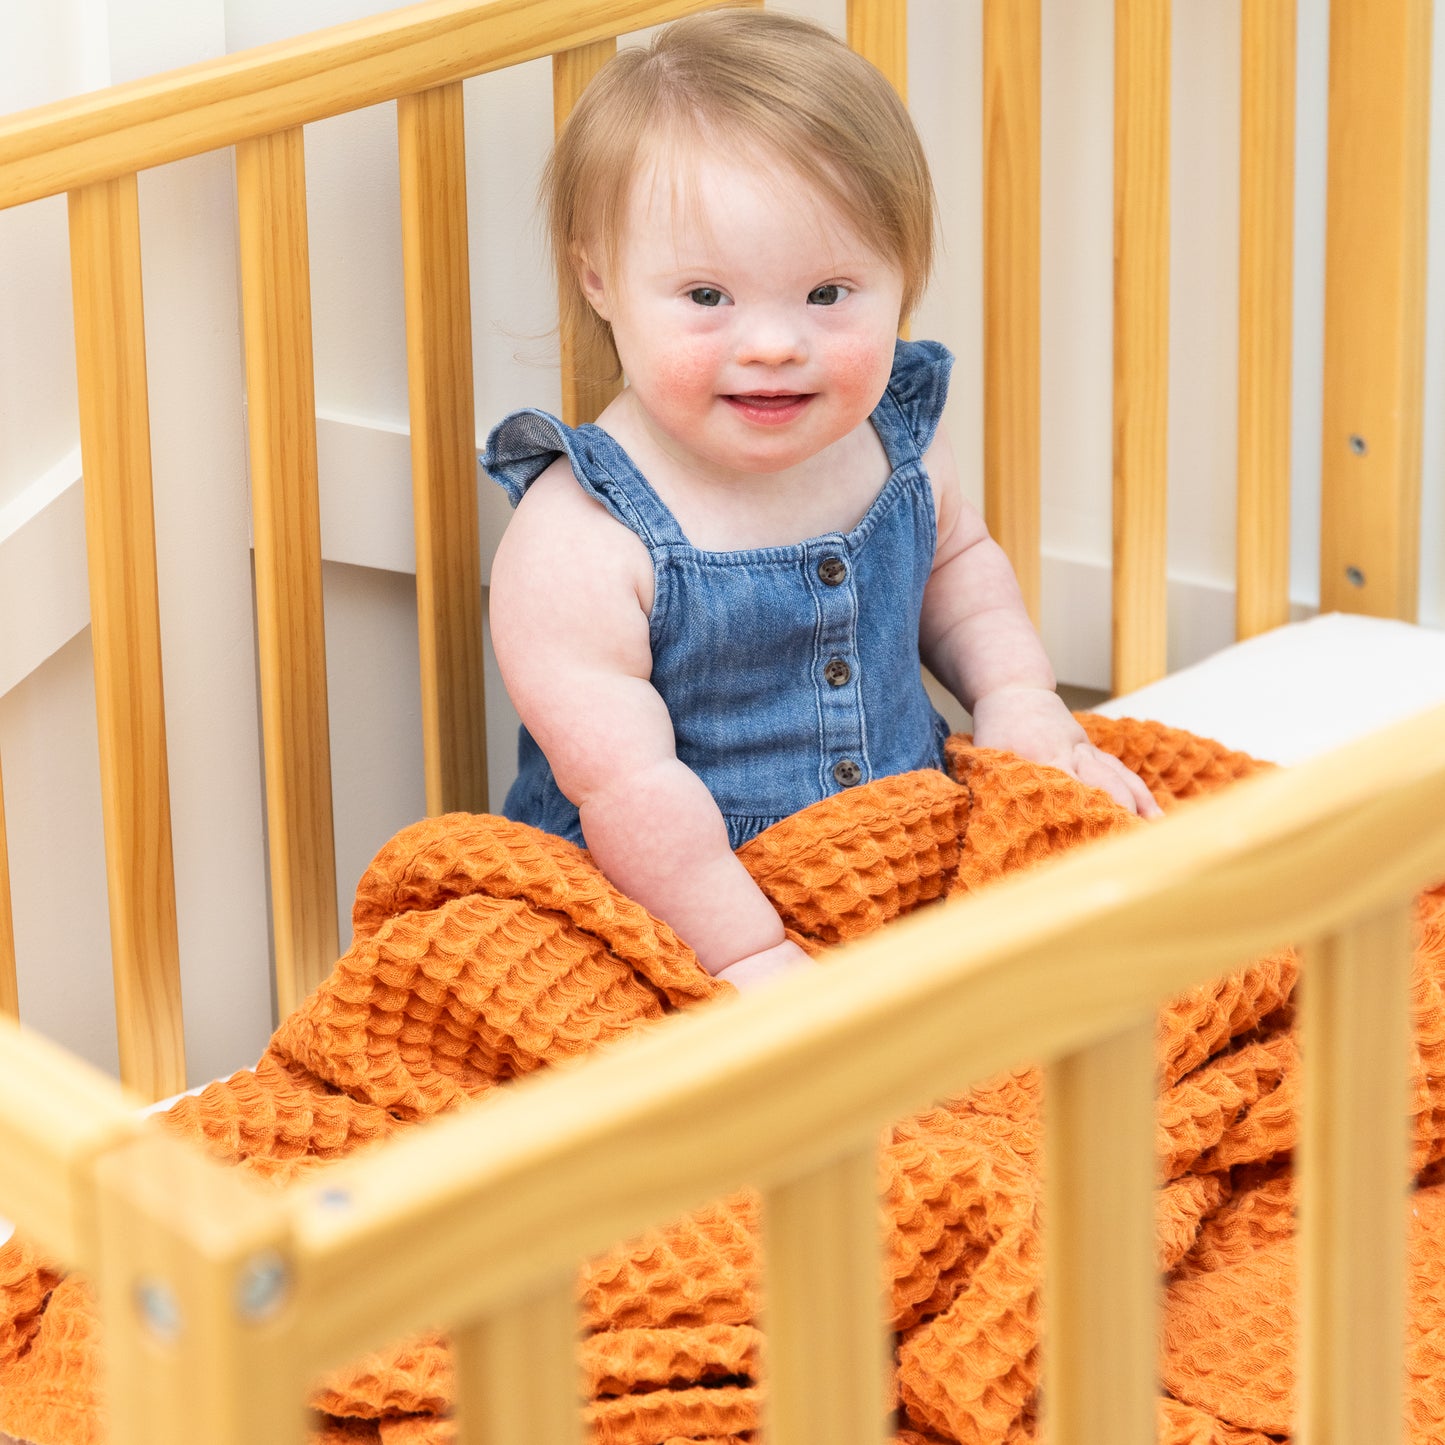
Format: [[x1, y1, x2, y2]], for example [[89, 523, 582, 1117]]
[[583, 147, 905, 482]]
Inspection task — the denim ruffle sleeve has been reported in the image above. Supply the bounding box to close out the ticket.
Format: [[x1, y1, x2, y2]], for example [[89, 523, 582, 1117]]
[[885, 338, 955, 457], [481, 407, 666, 541], [480, 408, 574, 507]]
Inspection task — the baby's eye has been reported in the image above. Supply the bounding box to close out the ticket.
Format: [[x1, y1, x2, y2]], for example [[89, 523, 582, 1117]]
[[688, 287, 728, 307], [807, 283, 848, 306]]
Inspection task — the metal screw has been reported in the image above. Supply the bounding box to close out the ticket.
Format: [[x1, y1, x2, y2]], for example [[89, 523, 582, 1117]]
[[235, 1251, 290, 1323], [1346, 566, 1366, 588], [1348, 434, 1368, 456], [135, 1278, 184, 1344]]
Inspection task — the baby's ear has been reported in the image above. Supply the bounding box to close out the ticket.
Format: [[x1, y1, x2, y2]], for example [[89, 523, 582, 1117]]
[[574, 248, 610, 320]]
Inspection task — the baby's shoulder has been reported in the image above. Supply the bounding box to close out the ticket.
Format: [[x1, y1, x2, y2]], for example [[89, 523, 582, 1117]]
[[496, 453, 654, 605]]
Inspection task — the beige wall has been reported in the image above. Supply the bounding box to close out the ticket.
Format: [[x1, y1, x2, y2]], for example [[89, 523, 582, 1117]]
[[1, 0, 1443, 1082]]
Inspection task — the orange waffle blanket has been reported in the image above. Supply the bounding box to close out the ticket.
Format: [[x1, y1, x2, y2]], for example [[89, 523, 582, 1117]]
[[4, 715, 1445, 1445]]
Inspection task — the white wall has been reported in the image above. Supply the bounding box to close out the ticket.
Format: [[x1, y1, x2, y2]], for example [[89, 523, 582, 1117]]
[[1, 0, 1443, 1083]]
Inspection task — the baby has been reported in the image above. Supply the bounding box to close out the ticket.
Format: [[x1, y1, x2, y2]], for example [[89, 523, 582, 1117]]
[[485, 8, 1160, 992]]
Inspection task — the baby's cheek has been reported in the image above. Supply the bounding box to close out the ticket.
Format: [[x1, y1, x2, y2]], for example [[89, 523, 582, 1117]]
[[652, 343, 723, 405], [828, 337, 896, 408]]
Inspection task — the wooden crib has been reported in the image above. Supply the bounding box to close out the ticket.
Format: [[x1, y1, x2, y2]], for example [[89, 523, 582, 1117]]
[[1, 0, 1442, 1441]]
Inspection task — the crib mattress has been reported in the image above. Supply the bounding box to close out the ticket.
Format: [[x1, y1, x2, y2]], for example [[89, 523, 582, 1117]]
[[3, 615, 1440, 1253], [1096, 612, 1445, 765]]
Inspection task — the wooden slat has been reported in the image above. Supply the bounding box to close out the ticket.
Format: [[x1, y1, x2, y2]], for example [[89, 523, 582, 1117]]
[[0, 758, 17, 1018], [452, 1277, 582, 1445], [552, 39, 620, 428], [0, 1013, 141, 1267], [95, 1131, 307, 1445], [398, 83, 489, 817], [982, 0, 1042, 623], [847, 0, 907, 102], [1236, 0, 1296, 640], [1297, 904, 1413, 1445], [1111, 0, 1171, 694], [1319, 0, 1430, 619], [289, 703, 1445, 1367], [236, 128, 338, 1015], [1044, 1019, 1157, 1445], [68, 175, 186, 1102], [0, 0, 737, 213], [763, 1146, 889, 1445]]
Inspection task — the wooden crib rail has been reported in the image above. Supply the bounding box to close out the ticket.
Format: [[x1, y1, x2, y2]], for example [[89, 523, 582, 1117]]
[[49, 698, 1438, 1445], [399, 81, 490, 817], [983, 0, 1042, 624], [1110, 0, 1171, 696], [69, 175, 187, 1099], [1319, 0, 1432, 621], [236, 126, 341, 1016], [0, 1015, 141, 1267], [0, 0, 746, 214], [1236, 0, 1296, 640]]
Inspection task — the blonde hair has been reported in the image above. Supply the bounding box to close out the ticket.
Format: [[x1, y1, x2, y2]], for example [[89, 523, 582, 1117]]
[[544, 7, 936, 382]]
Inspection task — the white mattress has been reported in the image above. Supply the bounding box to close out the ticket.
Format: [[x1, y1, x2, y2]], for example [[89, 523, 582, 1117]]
[[3, 615, 1441, 1252], [1095, 613, 1445, 766]]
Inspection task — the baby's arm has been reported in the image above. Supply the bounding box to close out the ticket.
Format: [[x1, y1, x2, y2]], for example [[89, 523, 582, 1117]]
[[489, 460, 816, 988], [919, 429, 1161, 818]]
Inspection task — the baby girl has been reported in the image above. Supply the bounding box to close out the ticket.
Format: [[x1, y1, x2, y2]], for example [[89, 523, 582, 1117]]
[[485, 8, 1159, 991]]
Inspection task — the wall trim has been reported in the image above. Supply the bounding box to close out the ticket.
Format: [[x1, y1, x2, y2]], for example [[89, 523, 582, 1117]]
[[2, 413, 1306, 701], [0, 447, 88, 697]]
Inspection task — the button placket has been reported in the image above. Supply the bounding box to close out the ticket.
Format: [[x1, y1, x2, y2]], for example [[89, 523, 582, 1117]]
[[808, 539, 867, 795]]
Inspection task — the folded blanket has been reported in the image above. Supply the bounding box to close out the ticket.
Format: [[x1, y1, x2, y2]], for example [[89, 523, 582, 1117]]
[[3, 716, 1444, 1445]]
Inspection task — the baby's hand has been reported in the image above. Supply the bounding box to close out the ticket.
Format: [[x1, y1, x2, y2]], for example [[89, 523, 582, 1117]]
[[971, 686, 1163, 819], [715, 939, 817, 992]]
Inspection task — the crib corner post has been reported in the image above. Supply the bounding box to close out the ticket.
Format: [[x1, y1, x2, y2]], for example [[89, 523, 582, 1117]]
[[93, 1130, 311, 1445]]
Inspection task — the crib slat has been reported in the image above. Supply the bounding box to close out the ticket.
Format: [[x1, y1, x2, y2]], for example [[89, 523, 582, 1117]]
[[96, 1131, 307, 1445], [1044, 1017, 1157, 1445], [1235, 0, 1295, 640], [398, 82, 489, 818], [1319, 0, 1429, 621], [982, 0, 1042, 623], [847, 0, 907, 102], [236, 128, 339, 1016], [1110, 0, 1171, 695], [0, 759, 17, 1018], [68, 175, 187, 1102], [763, 1145, 889, 1445], [1297, 903, 1413, 1445], [553, 39, 620, 428], [452, 1276, 582, 1445]]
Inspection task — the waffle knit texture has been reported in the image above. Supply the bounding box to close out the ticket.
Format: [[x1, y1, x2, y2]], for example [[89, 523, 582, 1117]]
[[3, 715, 1444, 1445]]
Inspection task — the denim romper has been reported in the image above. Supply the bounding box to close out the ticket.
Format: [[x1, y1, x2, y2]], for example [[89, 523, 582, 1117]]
[[483, 337, 955, 849]]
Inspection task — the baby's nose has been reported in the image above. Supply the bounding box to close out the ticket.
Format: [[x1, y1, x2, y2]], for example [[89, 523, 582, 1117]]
[[736, 313, 807, 366]]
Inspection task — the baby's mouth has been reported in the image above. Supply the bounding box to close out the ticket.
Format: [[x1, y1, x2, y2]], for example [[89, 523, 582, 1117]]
[[723, 392, 815, 422]]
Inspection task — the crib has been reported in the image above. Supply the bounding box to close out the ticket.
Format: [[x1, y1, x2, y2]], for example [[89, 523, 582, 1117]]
[[1, 0, 1444, 1441]]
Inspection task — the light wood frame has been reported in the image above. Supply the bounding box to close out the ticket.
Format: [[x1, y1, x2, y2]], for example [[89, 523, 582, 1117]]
[[0, 0, 1438, 1440]]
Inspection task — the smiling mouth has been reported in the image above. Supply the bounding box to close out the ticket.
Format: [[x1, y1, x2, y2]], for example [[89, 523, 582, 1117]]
[[723, 392, 816, 423]]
